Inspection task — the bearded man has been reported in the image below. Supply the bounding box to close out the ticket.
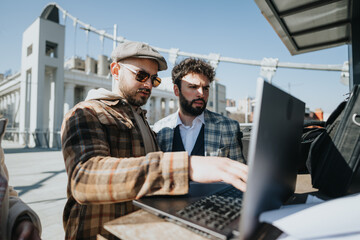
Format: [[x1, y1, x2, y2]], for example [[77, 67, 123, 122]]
[[154, 58, 245, 163]]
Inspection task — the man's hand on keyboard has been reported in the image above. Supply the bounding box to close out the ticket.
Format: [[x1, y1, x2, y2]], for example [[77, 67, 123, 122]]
[[189, 156, 248, 192]]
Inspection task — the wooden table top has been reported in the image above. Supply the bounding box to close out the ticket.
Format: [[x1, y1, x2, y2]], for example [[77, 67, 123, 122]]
[[104, 174, 318, 240]]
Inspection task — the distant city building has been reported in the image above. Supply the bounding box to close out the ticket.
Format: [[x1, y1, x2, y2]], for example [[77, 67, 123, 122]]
[[225, 97, 256, 124], [305, 107, 324, 121], [237, 97, 256, 123], [208, 80, 227, 116], [226, 99, 236, 107]]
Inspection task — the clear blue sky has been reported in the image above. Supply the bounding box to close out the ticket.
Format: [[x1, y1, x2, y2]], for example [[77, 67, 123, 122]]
[[0, 0, 349, 114]]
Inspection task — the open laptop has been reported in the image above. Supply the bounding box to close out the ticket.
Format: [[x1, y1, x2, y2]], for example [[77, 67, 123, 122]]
[[133, 79, 305, 240]]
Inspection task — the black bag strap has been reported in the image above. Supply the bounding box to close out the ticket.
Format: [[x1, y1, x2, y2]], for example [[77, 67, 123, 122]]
[[325, 101, 347, 127], [306, 84, 360, 197], [303, 120, 325, 128]]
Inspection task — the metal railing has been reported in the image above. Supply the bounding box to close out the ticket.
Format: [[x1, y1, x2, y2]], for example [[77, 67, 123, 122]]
[[54, 3, 346, 73]]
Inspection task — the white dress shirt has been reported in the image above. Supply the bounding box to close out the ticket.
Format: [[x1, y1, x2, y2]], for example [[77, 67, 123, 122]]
[[176, 111, 205, 154]]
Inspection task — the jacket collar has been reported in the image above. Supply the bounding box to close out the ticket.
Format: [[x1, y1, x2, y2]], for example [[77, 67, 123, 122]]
[[99, 98, 147, 117]]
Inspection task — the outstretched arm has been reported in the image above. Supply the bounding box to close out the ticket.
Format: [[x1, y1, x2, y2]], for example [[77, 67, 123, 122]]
[[61, 104, 189, 204], [189, 156, 248, 192]]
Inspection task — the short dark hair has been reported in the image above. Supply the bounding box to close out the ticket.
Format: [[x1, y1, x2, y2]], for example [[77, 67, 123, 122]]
[[172, 58, 215, 88]]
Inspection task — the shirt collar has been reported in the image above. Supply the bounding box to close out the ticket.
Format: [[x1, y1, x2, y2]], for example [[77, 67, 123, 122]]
[[176, 110, 205, 127]]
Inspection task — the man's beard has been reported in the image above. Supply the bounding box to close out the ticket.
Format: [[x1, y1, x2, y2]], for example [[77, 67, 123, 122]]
[[122, 87, 151, 107], [179, 90, 207, 116]]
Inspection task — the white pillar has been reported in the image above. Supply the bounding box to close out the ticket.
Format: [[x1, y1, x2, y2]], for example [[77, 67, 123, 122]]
[[143, 98, 151, 124], [48, 71, 56, 148], [1, 97, 5, 112], [260, 58, 278, 84], [144, 97, 151, 112], [6, 95, 11, 120], [340, 61, 349, 86], [84, 86, 93, 100], [2, 96, 6, 111], [168, 48, 179, 65], [4, 95, 8, 114], [14, 91, 20, 141], [164, 98, 170, 117], [15, 91, 20, 124], [19, 69, 31, 147], [11, 92, 15, 104], [64, 83, 75, 115], [10, 93, 15, 127], [146, 97, 153, 124], [174, 98, 179, 111], [154, 96, 161, 123]]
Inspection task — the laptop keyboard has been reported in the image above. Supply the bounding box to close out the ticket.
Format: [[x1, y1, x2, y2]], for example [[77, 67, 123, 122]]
[[176, 186, 243, 231]]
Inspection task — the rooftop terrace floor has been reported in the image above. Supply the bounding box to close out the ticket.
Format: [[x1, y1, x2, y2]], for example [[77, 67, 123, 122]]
[[4, 141, 66, 240]]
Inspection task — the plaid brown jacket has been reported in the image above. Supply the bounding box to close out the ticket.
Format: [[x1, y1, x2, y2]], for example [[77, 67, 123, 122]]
[[61, 98, 189, 239]]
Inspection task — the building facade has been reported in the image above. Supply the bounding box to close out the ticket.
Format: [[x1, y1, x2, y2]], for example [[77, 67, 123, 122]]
[[0, 13, 178, 148], [0, 6, 226, 148]]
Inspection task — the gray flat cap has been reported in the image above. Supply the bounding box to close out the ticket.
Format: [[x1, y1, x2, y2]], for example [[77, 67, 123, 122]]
[[111, 41, 167, 71]]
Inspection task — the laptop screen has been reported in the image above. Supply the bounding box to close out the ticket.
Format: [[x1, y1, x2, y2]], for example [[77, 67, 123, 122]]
[[239, 79, 305, 239]]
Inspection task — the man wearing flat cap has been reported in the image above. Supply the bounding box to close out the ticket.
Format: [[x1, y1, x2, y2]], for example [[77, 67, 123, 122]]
[[61, 41, 248, 239]]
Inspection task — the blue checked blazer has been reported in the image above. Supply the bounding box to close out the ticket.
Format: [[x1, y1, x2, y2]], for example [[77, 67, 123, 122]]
[[153, 109, 245, 163]]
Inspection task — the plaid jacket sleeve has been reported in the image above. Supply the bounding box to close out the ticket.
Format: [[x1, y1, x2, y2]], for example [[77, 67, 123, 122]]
[[61, 101, 189, 205], [227, 120, 245, 163]]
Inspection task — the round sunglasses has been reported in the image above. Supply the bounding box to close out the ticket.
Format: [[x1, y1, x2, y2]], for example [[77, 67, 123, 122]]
[[118, 63, 161, 87]]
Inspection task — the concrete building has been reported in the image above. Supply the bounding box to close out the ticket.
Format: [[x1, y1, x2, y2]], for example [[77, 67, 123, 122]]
[[226, 99, 236, 107], [0, 7, 177, 148], [238, 97, 256, 123], [0, 4, 226, 148], [208, 80, 227, 116], [18, 15, 65, 148]]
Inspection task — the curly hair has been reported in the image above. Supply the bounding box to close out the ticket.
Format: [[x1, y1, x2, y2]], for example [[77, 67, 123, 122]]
[[172, 58, 215, 88]]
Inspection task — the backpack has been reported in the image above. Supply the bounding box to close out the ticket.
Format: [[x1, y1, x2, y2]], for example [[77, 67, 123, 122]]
[[306, 84, 360, 197], [298, 120, 326, 174]]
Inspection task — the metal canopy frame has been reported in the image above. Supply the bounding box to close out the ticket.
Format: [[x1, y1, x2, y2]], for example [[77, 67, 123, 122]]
[[255, 0, 359, 90], [256, 0, 351, 55]]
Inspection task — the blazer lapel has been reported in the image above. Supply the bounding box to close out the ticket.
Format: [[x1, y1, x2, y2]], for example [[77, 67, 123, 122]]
[[165, 127, 175, 152], [156, 112, 178, 152], [204, 110, 222, 156]]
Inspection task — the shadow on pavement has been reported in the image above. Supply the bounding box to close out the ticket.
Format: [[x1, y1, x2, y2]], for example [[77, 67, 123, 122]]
[[4, 147, 61, 154], [26, 197, 67, 204], [14, 169, 66, 197]]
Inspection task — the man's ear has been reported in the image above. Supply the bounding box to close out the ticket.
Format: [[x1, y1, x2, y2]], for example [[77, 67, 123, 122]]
[[174, 84, 180, 97], [110, 62, 119, 76]]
